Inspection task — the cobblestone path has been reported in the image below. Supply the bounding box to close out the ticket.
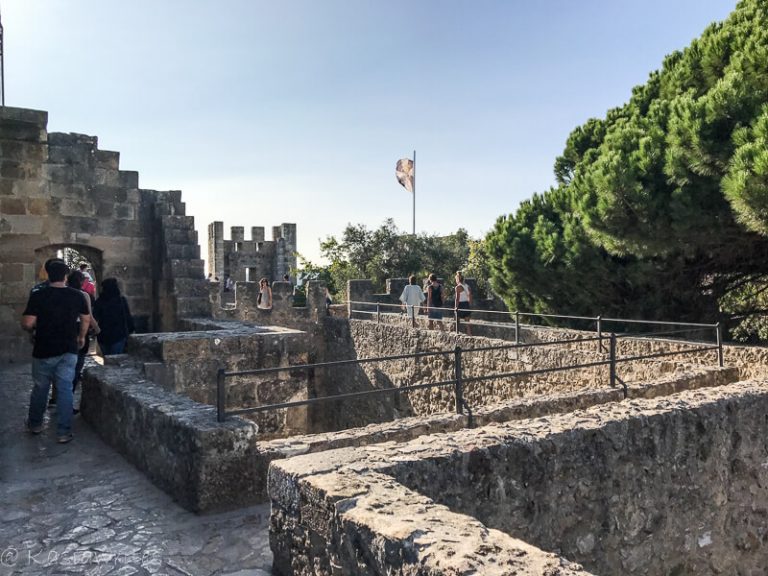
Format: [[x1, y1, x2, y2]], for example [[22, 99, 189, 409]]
[[0, 363, 272, 576]]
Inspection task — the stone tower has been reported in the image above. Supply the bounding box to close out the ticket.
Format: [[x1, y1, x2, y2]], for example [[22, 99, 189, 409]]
[[208, 221, 296, 283]]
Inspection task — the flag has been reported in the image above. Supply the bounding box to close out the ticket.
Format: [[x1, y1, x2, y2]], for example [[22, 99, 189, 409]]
[[396, 158, 414, 193]]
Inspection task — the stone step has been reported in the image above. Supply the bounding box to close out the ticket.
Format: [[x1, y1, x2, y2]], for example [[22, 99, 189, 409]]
[[119, 171, 139, 188], [165, 243, 201, 260], [169, 259, 205, 279], [162, 215, 195, 230], [164, 228, 197, 244]]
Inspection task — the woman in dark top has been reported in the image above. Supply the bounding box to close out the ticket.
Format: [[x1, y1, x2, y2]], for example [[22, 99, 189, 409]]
[[92, 278, 135, 355]]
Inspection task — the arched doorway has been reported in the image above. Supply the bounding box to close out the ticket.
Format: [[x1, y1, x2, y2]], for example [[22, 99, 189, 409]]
[[34, 244, 103, 288]]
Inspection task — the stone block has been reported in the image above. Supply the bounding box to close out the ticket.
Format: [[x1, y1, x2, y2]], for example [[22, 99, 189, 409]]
[[0, 214, 44, 235], [43, 164, 74, 184], [0, 140, 45, 163], [165, 228, 198, 244], [0, 106, 48, 127], [48, 144, 92, 165], [165, 243, 200, 259], [59, 198, 97, 218], [0, 263, 26, 282], [0, 119, 47, 142], [47, 132, 97, 147], [26, 197, 50, 216], [94, 150, 120, 170], [1, 197, 27, 215], [94, 168, 119, 187], [119, 171, 139, 188], [114, 203, 136, 220], [90, 185, 128, 203]]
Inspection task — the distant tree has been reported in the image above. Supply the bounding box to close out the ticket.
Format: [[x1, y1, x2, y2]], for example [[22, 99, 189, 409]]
[[298, 219, 486, 299]]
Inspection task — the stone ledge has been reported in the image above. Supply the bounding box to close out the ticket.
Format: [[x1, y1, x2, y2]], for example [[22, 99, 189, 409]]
[[81, 362, 277, 513], [269, 381, 768, 575]]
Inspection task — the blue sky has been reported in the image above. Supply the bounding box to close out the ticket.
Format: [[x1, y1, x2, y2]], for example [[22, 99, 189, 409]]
[[3, 0, 738, 266]]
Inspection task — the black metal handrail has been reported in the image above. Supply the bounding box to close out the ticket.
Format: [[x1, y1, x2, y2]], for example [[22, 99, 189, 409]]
[[345, 301, 723, 356], [216, 332, 722, 422]]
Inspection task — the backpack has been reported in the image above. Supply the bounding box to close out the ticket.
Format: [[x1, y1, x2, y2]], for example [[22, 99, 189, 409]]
[[429, 283, 442, 307]]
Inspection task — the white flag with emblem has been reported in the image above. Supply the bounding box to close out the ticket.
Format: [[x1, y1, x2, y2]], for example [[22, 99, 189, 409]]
[[395, 158, 414, 193]]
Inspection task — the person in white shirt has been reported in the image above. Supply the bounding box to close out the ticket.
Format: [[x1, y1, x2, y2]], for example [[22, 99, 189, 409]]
[[454, 271, 473, 335], [399, 275, 425, 320]]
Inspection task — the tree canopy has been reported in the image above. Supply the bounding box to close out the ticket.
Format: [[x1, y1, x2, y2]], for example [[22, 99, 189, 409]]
[[486, 0, 768, 338], [300, 218, 490, 298]]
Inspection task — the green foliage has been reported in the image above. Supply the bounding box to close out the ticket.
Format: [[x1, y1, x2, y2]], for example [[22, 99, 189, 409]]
[[486, 0, 768, 338], [299, 219, 488, 299]]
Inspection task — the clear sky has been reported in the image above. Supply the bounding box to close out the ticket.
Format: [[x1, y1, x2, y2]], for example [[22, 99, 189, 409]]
[[2, 0, 738, 266]]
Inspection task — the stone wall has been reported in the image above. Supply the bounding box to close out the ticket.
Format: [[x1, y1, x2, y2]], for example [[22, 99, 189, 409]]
[[207, 220, 297, 283], [313, 318, 732, 432], [80, 359, 281, 513], [131, 322, 312, 436], [269, 381, 768, 575], [0, 106, 208, 362]]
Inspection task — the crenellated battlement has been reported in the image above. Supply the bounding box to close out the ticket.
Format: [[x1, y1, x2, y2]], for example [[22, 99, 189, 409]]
[[207, 220, 296, 283]]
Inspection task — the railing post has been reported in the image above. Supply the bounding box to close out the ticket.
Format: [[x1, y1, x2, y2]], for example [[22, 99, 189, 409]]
[[716, 322, 723, 367], [376, 303, 380, 324], [515, 311, 520, 345], [454, 346, 464, 414], [609, 333, 616, 389], [454, 307, 460, 334], [596, 315, 602, 352], [412, 306, 416, 329], [216, 367, 226, 422]]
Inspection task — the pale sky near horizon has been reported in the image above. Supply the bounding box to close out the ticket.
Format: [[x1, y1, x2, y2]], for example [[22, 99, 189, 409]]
[[3, 0, 738, 268]]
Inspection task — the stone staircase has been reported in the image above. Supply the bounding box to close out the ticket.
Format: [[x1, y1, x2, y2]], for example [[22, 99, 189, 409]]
[[150, 191, 210, 330]]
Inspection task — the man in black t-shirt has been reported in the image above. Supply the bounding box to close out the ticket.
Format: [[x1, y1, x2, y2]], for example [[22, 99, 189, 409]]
[[21, 259, 90, 443]]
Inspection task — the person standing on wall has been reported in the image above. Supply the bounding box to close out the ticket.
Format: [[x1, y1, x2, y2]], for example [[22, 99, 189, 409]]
[[454, 271, 473, 336], [257, 278, 272, 309], [426, 273, 444, 330], [92, 278, 135, 355], [400, 275, 425, 323], [21, 259, 90, 443]]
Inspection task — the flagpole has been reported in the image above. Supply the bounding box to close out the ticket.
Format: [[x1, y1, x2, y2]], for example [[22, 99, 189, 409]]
[[412, 149, 416, 235]]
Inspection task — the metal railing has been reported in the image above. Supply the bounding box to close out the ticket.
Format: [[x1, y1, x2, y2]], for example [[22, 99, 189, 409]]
[[215, 328, 723, 422], [347, 300, 723, 360]]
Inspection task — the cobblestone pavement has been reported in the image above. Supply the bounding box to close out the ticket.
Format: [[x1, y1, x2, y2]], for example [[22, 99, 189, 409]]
[[0, 363, 272, 576]]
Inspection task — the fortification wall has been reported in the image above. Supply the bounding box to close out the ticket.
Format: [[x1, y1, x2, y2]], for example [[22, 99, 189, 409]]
[[269, 381, 768, 575], [315, 318, 732, 432], [0, 106, 207, 362], [207, 221, 296, 283]]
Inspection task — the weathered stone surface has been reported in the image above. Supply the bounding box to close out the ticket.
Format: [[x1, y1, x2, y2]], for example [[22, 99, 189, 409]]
[[0, 106, 210, 361], [269, 381, 768, 576]]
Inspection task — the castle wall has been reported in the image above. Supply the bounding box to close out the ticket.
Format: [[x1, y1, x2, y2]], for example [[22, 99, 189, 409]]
[[0, 106, 207, 362], [269, 380, 768, 575], [208, 221, 297, 283]]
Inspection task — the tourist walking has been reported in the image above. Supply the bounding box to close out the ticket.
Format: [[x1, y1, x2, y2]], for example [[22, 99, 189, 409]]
[[400, 275, 425, 322], [426, 273, 444, 330], [257, 278, 272, 309], [21, 258, 90, 443], [67, 270, 100, 393], [93, 278, 135, 355], [454, 271, 473, 335]]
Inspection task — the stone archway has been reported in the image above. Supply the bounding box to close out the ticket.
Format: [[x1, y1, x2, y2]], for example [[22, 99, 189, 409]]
[[34, 244, 103, 287]]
